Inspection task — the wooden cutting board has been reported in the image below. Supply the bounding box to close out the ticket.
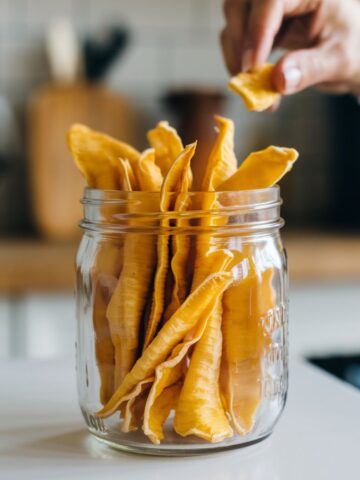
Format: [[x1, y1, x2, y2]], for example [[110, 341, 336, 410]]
[[28, 83, 136, 240]]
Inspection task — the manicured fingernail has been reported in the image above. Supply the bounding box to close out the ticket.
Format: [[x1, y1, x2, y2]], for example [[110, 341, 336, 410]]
[[283, 65, 302, 93], [242, 49, 253, 72]]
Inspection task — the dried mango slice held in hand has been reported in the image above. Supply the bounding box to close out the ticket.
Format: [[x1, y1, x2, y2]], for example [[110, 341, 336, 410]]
[[229, 64, 280, 112]]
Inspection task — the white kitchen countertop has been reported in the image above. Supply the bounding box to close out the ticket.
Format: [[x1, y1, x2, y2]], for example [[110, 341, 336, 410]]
[[1, 359, 359, 480]]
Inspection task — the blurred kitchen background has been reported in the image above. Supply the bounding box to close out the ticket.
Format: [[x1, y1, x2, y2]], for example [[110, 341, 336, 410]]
[[0, 0, 359, 387]]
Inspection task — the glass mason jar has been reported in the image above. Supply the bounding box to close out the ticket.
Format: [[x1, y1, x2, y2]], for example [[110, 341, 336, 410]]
[[76, 187, 288, 455]]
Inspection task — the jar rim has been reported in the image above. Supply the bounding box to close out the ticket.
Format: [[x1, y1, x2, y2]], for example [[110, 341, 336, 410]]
[[83, 186, 279, 194], [80, 186, 283, 235], [81, 186, 280, 206]]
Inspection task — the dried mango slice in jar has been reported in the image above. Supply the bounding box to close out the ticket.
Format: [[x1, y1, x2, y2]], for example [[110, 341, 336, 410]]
[[219, 146, 298, 191], [147, 121, 184, 177], [67, 123, 140, 189], [217, 145, 297, 435], [68, 124, 141, 404], [107, 148, 163, 389], [143, 143, 196, 349]]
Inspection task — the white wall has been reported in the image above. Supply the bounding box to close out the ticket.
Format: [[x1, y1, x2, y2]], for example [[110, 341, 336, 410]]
[[0, 0, 226, 105]]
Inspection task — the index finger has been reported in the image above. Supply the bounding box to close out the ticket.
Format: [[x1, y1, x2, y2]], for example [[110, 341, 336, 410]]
[[223, 0, 250, 72], [245, 0, 284, 69], [245, 0, 322, 70]]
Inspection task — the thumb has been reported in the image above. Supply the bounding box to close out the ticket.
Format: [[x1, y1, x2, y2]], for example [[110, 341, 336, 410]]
[[272, 46, 341, 95]]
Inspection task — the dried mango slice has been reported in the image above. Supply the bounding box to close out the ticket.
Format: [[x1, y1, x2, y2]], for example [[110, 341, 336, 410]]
[[160, 143, 196, 205], [134, 148, 163, 192], [142, 333, 196, 444], [107, 232, 157, 388], [180, 201, 241, 443], [221, 260, 275, 434], [218, 146, 299, 191], [97, 271, 232, 418], [143, 249, 236, 444], [143, 357, 185, 444], [143, 143, 196, 349], [192, 245, 242, 288], [201, 115, 237, 191], [143, 233, 169, 349], [218, 145, 296, 434], [218, 146, 293, 433], [123, 354, 184, 443], [121, 378, 153, 433], [174, 301, 233, 443], [228, 64, 280, 112], [163, 192, 191, 321], [147, 121, 184, 176], [67, 124, 136, 404], [123, 394, 148, 433], [191, 193, 232, 288], [144, 383, 182, 444], [192, 115, 238, 282], [67, 124, 140, 189], [172, 123, 238, 442], [106, 149, 163, 388]]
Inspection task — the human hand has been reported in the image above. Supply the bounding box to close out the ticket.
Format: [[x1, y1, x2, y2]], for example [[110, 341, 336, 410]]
[[221, 0, 360, 97]]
